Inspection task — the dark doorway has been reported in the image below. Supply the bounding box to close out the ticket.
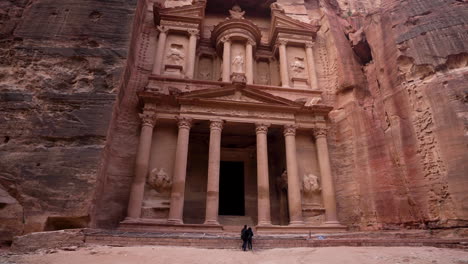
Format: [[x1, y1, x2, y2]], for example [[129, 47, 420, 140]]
[[219, 161, 245, 215]]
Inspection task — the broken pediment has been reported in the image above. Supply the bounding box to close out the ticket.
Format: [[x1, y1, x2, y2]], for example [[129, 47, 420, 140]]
[[154, 1, 206, 25], [270, 11, 320, 43]]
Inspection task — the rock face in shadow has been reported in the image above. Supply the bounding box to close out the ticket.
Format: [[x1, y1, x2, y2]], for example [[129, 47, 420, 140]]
[[0, 0, 137, 240]]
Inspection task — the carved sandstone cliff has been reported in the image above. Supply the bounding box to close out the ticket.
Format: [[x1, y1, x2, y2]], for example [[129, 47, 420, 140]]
[[0, 0, 139, 241], [319, 0, 468, 229]]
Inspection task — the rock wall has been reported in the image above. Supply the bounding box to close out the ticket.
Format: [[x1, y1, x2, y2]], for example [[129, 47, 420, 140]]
[[0, 0, 137, 240], [317, 0, 468, 229]]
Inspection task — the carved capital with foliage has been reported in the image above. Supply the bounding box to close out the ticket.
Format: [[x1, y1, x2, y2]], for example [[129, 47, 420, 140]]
[[188, 29, 200, 37], [139, 111, 157, 128], [283, 124, 297, 137], [312, 127, 328, 138], [210, 120, 224, 131], [177, 116, 193, 130], [305, 41, 315, 49], [255, 123, 270, 134], [157, 25, 169, 34]]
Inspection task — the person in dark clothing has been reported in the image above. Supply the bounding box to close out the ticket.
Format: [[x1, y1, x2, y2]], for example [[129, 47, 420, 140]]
[[246, 227, 254, 250], [241, 225, 248, 251]]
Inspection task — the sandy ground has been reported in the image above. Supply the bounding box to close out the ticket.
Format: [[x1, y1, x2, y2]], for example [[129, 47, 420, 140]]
[[2, 245, 468, 264]]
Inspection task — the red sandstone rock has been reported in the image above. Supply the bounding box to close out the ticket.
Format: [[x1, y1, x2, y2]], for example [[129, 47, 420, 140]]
[[0, 0, 466, 241]]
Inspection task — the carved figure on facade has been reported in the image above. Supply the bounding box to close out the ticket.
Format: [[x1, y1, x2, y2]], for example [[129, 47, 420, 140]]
[[302, 173, 321, 194], [166, 44, 185, 66], [290, 57, 306, 77], [229, 4, 245, 19], [232, 53, 245, 73], [148, 168, 172, 193]]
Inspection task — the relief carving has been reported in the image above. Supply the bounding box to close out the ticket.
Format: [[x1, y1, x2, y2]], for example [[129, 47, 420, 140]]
[[290, 57, 306, 77], [229, 4, 245, 19], [232, 53, 245, 73], [148, 168, 172, 193], [302, 173, 321, 194], [166, 44, 185, 66]]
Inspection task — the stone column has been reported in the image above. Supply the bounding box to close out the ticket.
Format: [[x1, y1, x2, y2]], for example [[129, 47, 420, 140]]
[[204, 120, 224, 225], [186, 29, 199, 79], [283, 125, 304, 225], [305, 42, 319, 90], [152, 26, 168, 75], [245, 40, 254, 85], [127, 108, 157, 219], [221, 37, 231, 82], [256, 123, 271, 226], [168, 117, 193, 224], [277, 40, 290, 88], [313, 128, 341, 226]]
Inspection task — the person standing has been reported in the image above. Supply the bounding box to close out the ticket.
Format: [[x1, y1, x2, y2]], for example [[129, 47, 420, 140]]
[[246, 227, 254, 251], [241, 225, 248, 251]]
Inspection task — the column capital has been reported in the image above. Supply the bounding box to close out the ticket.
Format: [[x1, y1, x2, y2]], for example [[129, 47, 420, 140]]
[[246, 39, 256, 46], [157, 25, 169, 34], [209, 119, 224, 131], [177, 117, 193, 129], [221, 36, 231, 44], [305, 41, 316, 49], [276, 39, 288, 46], [188, 29, 200, 37], [283, 124, 297, 137], [139, 111, 157, 127], [255, 123, 270, 134], [313, 127, 328, 138]]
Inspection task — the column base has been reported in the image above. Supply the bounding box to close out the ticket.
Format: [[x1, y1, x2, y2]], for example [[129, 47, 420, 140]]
[[288, 220, 305, 226], [167, 219, 184, 225], [321, 221, 346, 228], [203, 220, 220, 225], [124, 217, 139, 222], [257, 220, 272, 226]]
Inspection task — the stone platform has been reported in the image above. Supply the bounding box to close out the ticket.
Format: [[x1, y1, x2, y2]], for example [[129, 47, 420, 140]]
[[119, 219, 346, 234], [84, 229, 468, 249]]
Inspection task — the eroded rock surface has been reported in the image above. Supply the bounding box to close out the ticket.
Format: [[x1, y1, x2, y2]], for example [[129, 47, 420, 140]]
[[0, 0, 137, 240]]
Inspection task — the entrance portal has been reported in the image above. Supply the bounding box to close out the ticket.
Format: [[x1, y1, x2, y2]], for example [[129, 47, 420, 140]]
[[219, 161, 245, 216]]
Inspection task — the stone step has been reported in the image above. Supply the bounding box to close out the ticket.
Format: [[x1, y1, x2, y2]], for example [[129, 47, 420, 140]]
[[84, 229, 468, 249]]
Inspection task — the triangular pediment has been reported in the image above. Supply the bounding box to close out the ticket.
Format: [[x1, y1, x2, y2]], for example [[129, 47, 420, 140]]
[[178, 87, 301, 107]]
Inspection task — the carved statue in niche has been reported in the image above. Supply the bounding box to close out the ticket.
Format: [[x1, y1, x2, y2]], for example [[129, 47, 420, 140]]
[[290, 57, 306, 77], [232, 53, 245, 73], [147, 168, 172, 193], [166, 44, 185, 66], [229, 4, 245, 19], [303, 173, 321, 194]]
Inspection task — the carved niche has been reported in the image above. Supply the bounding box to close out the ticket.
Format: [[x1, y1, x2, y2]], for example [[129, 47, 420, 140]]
[[198, 55, 214, 80], [256, 60, 270, 85], [165, 43, 185, 76]]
